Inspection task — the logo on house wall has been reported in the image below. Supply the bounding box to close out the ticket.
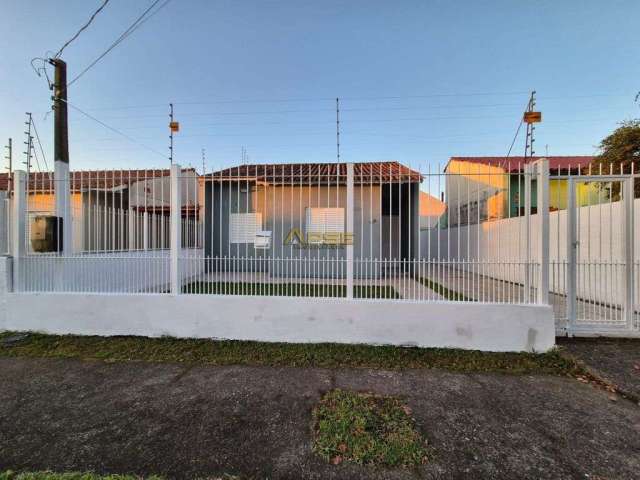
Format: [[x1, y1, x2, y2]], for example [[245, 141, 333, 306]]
[[283, 228, 353, 249]]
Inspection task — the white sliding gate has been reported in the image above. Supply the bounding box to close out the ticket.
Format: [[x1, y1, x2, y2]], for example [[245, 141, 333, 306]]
[[556, 174, 638, 336]]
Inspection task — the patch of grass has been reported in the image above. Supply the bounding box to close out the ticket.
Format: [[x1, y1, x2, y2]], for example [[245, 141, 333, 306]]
[[313, 389, 428, 467], [415, 276, 471, 301], [182, 281, 399, 299], [0, 331, 583, 375], [0, 472, 162, 480]]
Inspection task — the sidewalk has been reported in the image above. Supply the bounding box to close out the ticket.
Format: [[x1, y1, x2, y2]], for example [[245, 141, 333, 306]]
[[1, 356, 639, 479], [558, 337, 640, 401]]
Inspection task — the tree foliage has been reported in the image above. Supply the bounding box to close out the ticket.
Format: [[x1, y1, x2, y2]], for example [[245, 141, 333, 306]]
[[594, 119, 640, 174], [591, 119, 640, 197]]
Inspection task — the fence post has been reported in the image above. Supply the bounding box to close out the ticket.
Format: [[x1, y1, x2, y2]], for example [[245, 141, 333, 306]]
[[566, 178, 577, 331], [623, 177, 634, 330], [143, 212, 149, 250], [536, 158, 550, 304], [524, 163, 532, 301], [128, 208, 135, 250], [346, 162, 354, 299], [11, 170, 27, 292], [170, 164, 182, 295]]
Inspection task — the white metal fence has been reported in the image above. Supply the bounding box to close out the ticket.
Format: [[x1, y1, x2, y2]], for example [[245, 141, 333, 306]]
[[5, 159, 639, 336]]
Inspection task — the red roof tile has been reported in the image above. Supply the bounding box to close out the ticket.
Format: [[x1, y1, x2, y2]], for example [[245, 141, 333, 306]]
[[447, 156, 594, 172], [205, 161, 422, 184], [0, 168, 196, 192]]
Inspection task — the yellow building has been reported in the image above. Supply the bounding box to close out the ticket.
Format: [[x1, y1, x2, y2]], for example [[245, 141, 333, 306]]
[[444, 156, 597, 226]]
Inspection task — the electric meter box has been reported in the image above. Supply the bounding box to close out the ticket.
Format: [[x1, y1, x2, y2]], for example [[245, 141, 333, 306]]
[[254, 230, 272, 250], [30, 215, 63, 253]]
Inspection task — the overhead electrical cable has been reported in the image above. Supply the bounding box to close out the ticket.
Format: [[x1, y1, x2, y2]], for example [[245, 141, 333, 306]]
[[68, 0, 172, 87], [30, 117, 50, 171], [62, 98, 168, 159], [54, 0, 110, 58]]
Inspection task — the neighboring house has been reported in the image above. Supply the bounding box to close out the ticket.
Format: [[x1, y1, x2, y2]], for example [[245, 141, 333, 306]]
[[419, 191, 446, 229], [0, 168, 201, 253], [444, 156, 597, 226], [202, 161, 423, 276]]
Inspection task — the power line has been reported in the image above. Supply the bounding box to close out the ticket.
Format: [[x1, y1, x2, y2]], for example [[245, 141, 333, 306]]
[[37, 90, 636, 114], [68, 0, 172, 87], [29, 117, 50, 171], [81, 103, 524, 120], [61, 98, 168, 159], [54, 0, 111, 58], [499, 96, 533, 168]]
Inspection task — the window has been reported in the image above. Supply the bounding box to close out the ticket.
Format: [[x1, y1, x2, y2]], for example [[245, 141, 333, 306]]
[[230, 212, 262, 243], [305, 207, 344, 236]]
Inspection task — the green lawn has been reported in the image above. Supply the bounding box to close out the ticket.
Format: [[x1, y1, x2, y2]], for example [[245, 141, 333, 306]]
[[0, 331, 582, 375], [313, 389, 429, 467], [415, 276, 471, 301], [182, 281, 399, 298]]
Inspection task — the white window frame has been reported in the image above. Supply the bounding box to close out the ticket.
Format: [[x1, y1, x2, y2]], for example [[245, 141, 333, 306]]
[[305, 207, 345, 238], [230, 212, 262, 244]]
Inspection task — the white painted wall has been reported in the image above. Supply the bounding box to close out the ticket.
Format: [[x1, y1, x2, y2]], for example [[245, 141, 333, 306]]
[[0, 255, 554, 353], [421, 198, 639, 306]]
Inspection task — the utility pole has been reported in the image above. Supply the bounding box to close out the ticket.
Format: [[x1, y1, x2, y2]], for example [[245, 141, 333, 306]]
[[23, 113, 33, 175], [336, 97, 340, 163], [49, 58, 71, 253], [169, 103, 174, 164], [524, 90, 537, 162], [201, 148, 206, 174], [4, 138, 11, 194]]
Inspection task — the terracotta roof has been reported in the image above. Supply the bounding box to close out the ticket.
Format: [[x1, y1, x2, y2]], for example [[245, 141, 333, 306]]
[[447, 156, 594, 173], [0, 168, 197, 192], [204, 161, 422, 184]]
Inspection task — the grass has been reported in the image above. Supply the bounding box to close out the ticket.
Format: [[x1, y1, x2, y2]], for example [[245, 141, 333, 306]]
[[313, 389, 428, 467], [415, 276, 471, 302], [0, 473, 162, 480], [0, 331, 583, 375], [182, 281, 399, 298]]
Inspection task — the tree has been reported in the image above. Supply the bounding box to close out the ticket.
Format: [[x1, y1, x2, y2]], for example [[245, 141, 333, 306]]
[[593, 119, 640, 174], [590, 119, 640, 198]]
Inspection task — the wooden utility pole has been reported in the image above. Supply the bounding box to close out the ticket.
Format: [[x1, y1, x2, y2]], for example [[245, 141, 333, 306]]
[[50, 58, 71, 253], [51, 59, 69, 168]]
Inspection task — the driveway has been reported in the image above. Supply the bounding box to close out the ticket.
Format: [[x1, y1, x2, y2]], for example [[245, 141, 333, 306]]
[[1, 357, 639, 479], [558, 337, 640, 401]]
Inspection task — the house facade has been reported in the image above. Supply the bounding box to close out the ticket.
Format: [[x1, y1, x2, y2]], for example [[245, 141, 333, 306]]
[[203, 161, 423, 277], [0, 169, 201, 253], [443, 156, 597, 226]]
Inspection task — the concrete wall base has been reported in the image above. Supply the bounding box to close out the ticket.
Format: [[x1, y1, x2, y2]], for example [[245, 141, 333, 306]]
[[0, 256, 555, 352]]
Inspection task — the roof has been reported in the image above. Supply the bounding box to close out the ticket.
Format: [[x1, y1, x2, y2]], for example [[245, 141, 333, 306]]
[[446, 156, 594, 173], [0, 168, 197, 192], [204, 161, 422, 184]]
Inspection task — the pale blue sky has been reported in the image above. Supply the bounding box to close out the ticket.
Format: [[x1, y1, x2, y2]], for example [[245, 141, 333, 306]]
[[1, 0, 639, 173]]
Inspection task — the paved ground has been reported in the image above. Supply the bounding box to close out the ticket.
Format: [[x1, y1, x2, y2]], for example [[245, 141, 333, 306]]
[[1, 357, 639, 479], [558, 337, 640, 401], [429, 267, 640, 330]]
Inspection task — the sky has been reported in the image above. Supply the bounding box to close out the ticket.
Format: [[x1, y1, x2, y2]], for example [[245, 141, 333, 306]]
[[1, 0, 639, 174]]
